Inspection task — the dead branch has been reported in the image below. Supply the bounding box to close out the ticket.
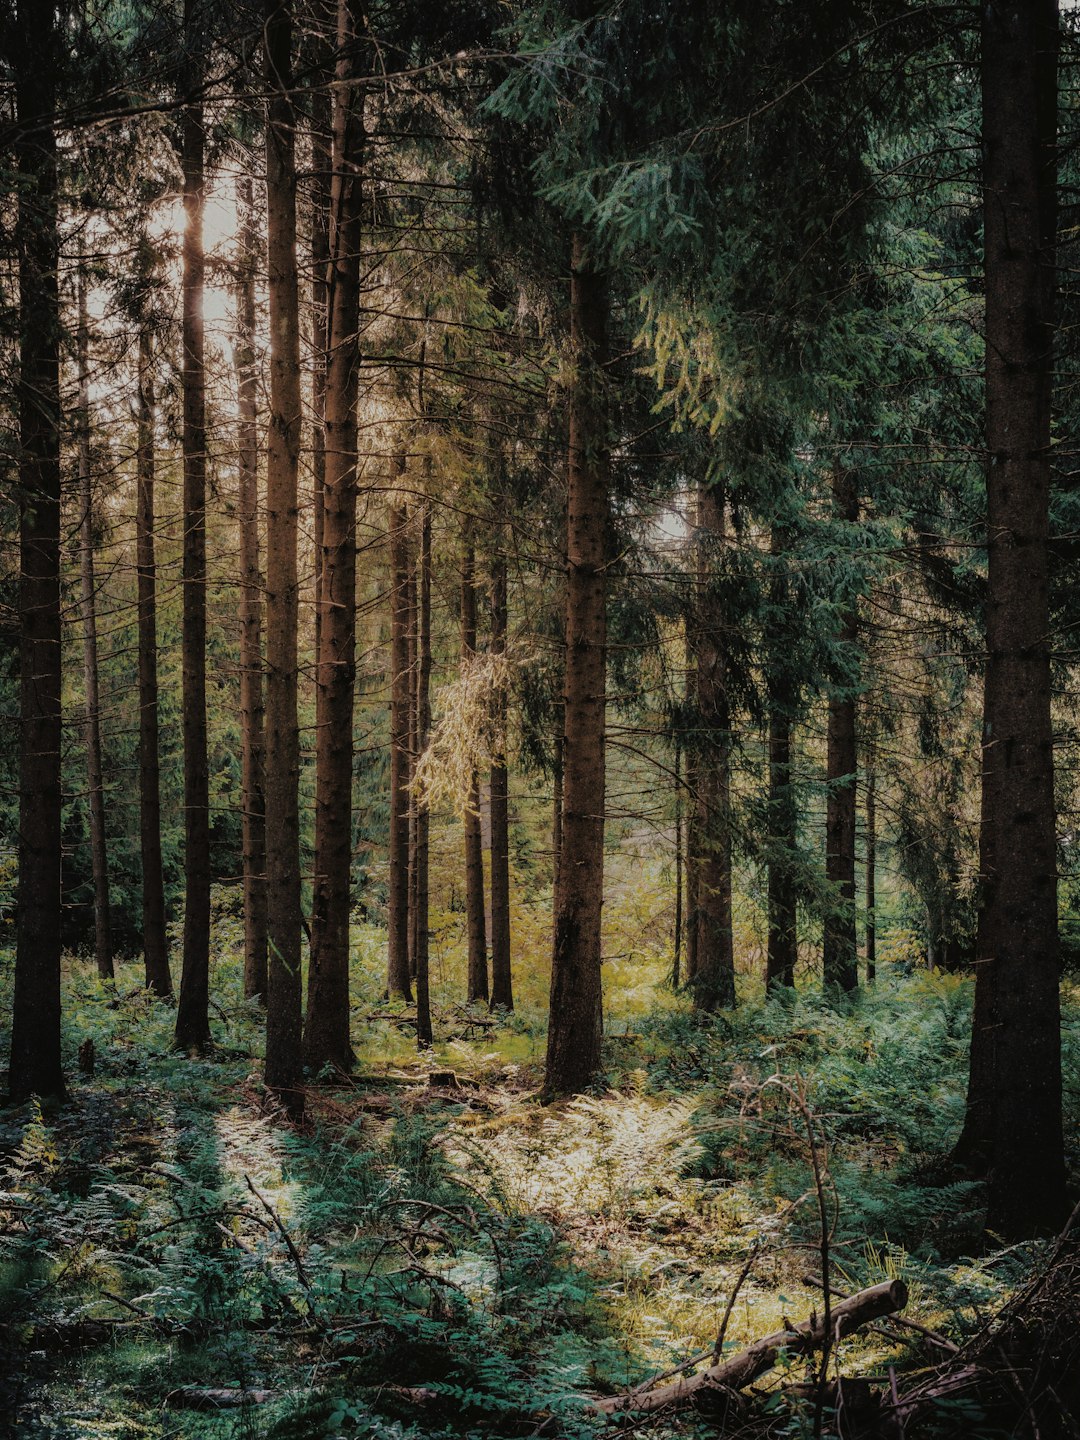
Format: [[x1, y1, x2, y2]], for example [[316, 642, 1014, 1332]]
[[592, 1278, 909, 1417]]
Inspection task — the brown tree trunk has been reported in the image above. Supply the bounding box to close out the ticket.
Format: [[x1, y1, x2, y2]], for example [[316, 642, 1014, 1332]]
[[544, 235, 608, 1096], [552, 728, 564, 897], [673, 735, 682, 987], [136, 324, 171, 998], [959, 0, 1065, 1237], [235, 176, 267, 1004], [174, 0, 212, 1054], [387, 488, 413, 1000], [263, 0, 304, 1115], [690, 480, 735, 1010], [766, 526, 797, 992], [414, 503, 433, 1046], [406, 541, 418, 984], [489, 535, 513, 1011], [865, 761, 876, 984], [684, 646, 699, 985], [308, 0, 333, 675], [823, 463, 859, 994], [76, 272, 113, 981], [461, 533, 488, 1004], [9, 0, 64, 1101], [306, 0, 363, 1076]]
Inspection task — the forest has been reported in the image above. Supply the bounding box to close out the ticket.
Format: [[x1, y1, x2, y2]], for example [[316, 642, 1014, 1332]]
[[1, 0, 1079, 1435]]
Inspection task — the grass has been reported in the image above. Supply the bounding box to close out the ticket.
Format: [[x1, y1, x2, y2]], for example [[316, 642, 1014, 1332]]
[[0, 876, 1077, 1439]]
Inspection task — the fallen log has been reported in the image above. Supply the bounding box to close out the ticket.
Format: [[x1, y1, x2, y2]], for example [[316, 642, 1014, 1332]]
[[593, 1278, 909, 1416], [164, 1388, 278, 1409]]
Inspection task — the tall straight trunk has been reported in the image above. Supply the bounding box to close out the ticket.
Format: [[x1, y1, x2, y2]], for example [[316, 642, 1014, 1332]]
[[387, 490, 413, 999], [461, 534, 488, 1003], [136, 325, 171, 998], [823, 463, 859, 994], [489, 535, 513, 1010], [174, 0, 212, 1053], [414, 503, 433, 1046], [235, 177, 267, 1004], [673, 735, 682, 987], [309, 1, 333, 674], [684, 645, 699, 985], [865, 762, 876, 984], [766, 526, 797, 992], [544, 235, 608, 1097], [76, 272, 113, 981], [552, 728, 564, 897], [766, 705, 797, 991], [406, 546, 418, 983], [691, 480, 735, 1010], [306, 0, 363, 1075], [959, 0, 1065, 1237], [9, 0, 64, 1101], [263, 0, 304, 1114]]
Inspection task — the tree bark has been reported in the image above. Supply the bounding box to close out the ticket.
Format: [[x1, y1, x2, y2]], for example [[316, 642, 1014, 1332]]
[[76, 272, 113, 981], [673, 733, 682, 988], [959, 0, 1065, 1237], [136, 324, 171, 998], [766, 526, 797, 992], [308, 0, 333, 676], [387, 488, 413, 1000], [9, 0, 64, 1101], [263, 0, 305, 1115], [461, 533, 488, 1003], [406, 534, 418, 983], [489, 534, 513, 1011], [865, 761, 876, 984], [235, 176, 267, 1004], [414, 503, 433, 1047], [306, 0, 363, 1076], [544, 235, 608, 1097], [823, 463, 859, 994], [691, 480, 735, 1011], [174, 0, 212, 1054]]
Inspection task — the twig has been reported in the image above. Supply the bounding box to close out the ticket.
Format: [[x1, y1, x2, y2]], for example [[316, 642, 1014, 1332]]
[[244, 1175, 315, 1305]]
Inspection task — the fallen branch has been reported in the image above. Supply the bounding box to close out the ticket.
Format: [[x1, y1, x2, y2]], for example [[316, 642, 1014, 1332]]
[[164, 1387, 279, 1409], [592, 1278, 909, 1416]]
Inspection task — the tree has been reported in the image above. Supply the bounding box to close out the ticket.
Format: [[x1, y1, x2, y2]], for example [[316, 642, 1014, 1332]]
[[489, 525, 513, 1010], [75, 270, 114, 982], [823, 462, 859, 994], [545, 234, 609, 1097], [307, 0, 364, 1075], [174, 0, 212, 1054], [263, 0, 304, 1114], [235, 175, 267, 1004], [387, 487, 414, 1000], [461, 529, 489, 1003], [135, 311, 172, 999], [8, 0, 64, 1102], [959, 0, 1066, 1237]]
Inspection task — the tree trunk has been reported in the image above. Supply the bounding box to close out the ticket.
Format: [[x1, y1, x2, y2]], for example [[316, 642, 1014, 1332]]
[[407, 540, 419, 984], [306, 0, 363, 1076], [552, 728, 564, 898], [414, 503, 433, 1046], [673, 734, 682, 987], [308, 0, 332, 675], [9, 0, 64, 1101], [823, 463, 859, 994], [263, 0, 304, 1115], [387, 488, 413, 1000], [461, 534, 488, 1004], [489, 534, 513, 1011], [174, 0, 212, 1054], [544, 235, 608, 1097], [684, 646, 699, 985], [76, 272, 113, 981], [766, 526, 797, 992], [235, 176, 267, 1004], [690, 480, 735, 1011], [136, 324, 171, 999], [959, 0, 1065, 1237], [865, 761, 876, 984]]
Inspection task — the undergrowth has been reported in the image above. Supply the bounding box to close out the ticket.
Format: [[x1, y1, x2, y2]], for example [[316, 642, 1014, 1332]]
[[0, 913, 1077, 1439]]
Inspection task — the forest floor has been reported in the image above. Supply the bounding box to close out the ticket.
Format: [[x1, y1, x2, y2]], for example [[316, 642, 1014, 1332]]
[[1, 903, 1079, 1439]]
